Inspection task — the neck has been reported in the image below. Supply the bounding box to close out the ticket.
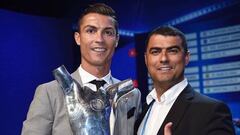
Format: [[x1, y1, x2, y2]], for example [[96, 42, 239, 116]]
[[154, 79, 183, 101], [81, 63, 110, 78], [154, 85, 170, 101]]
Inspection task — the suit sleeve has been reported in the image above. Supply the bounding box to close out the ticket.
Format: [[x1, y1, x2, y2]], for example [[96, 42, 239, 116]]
[[21, 84, 54, 135], [206, 102, 235, 135]]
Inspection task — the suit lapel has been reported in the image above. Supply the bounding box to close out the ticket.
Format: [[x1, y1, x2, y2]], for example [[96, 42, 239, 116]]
[[71, 69, 83, 86], [134, 100, 155, 134], [158, 84, 194, 135]]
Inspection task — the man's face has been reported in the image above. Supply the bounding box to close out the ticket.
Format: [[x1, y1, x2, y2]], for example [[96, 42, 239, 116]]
[[145, 34, 190, 88], [75, 13, 119, 68]]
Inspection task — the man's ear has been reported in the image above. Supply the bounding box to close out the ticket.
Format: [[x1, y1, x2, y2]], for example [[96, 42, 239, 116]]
[[115, 34, 120, 47], [144, 53, 147, 67], [185, 51, 190, 66], [74, 32, 80, 46]]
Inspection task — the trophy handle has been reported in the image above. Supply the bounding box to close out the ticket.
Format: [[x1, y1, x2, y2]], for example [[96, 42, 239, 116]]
[[52, 65, 74, 94], [106, 79, 134, 102]]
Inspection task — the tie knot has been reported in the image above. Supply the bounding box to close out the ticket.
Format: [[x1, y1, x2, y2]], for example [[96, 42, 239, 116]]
[[89, 80, 106, 90]]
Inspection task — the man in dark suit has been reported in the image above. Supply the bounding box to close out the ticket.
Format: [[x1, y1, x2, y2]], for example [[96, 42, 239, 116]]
[[134, 26, 235, 135]]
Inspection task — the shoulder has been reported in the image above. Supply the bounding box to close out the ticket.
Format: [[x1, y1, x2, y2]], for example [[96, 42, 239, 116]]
[[111, 76, 121, 83], [183, 85, 225, 105], [193, 90, 223, 104], [180, 85, 229, 111], [33, 79, 63, 102], [188, 90, 230, 113], [36, 80, 60, 93]]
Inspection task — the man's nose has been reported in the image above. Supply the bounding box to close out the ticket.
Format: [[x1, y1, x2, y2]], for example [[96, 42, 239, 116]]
[[160, 51, 169, 63], [95, 31, 104, 43]]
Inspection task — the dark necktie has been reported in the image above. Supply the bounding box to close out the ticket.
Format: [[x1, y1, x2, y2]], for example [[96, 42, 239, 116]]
[[90, 79, 110, 134], [89, 79, 106, 90]]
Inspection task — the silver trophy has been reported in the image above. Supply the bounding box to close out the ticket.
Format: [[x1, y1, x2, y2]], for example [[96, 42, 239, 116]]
[[53, 65, 141, 135]]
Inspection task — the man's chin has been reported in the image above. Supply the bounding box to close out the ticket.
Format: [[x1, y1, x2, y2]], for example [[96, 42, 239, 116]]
[[92, 61, 107, 67], [156, 78, 174, 85], [157, 76, 172, 82]]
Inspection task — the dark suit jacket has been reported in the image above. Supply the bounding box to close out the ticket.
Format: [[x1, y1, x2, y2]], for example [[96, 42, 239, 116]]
[[134, 84, 235, 135]]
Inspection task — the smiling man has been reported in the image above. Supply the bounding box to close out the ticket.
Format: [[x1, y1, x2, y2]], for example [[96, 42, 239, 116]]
[[74, 11, 119, 78], [21, 3, 141, 135], [134, 26, 235, 135]]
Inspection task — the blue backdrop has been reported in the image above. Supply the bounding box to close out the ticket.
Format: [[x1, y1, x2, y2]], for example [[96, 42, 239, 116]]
[[0, 1, 240, 134]]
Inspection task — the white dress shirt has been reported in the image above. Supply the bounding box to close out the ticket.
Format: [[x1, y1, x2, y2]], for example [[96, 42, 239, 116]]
[[78, 65, 114, 90], [138, 78, 188, 135]]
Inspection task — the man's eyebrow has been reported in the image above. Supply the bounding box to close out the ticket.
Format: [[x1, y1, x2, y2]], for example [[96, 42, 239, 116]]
[[82, 25, 97, 29], [149, 47, 161, 50], [103, 27, 115, 30], [148, 45, 182, 52], [148, 47, 161, 53], [166, 45, 181, 50], [149, 45, 180, 50], [82, 25, 115, 31]]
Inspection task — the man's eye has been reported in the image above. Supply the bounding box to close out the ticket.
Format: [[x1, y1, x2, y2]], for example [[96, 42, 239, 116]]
[[150, 50, 160, 55], [104, 30, 114, 37], [86, 29, 96, 34], [168, 49, 179, 54]]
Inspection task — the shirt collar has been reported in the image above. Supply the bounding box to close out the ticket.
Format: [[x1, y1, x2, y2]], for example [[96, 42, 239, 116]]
[[78, 65, 112, 85], [146, 78, 188, 105]]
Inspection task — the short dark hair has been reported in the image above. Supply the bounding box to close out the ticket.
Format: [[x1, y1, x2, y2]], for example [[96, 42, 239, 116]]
[[145, 26, 188, 54], [77, 3, 118, 35]]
